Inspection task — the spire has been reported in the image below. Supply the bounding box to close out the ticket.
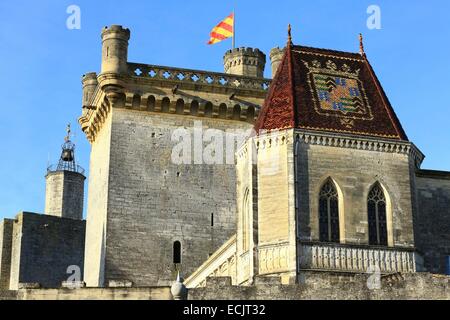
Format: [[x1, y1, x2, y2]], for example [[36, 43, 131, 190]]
[[286, 24, 298, 127], [287, 24, 293, 47], [254, 25, 297, 132], [359, 33, 366, 57]]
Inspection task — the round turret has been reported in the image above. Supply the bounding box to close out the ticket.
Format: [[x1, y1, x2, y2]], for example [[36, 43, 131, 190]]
[[82, 72, 98, 108], [101, 25, 130, 74], [223, 47, 266, 78], [269, 47, 285, 78]]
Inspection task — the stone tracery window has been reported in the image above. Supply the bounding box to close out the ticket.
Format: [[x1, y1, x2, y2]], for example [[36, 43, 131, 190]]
[[319, 179, 340, 243], [367, 183, 388, 246]]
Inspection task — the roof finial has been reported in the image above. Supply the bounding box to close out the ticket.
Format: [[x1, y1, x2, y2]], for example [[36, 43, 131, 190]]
[[65, 123, 71, 142], [287, 24, 293, 46], [359, 33, 366, 56]]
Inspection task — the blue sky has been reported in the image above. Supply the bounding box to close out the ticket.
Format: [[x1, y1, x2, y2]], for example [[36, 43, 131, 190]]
[[0, 0, 449, 219]]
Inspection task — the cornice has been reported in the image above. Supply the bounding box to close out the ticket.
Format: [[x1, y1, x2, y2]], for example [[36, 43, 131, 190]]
[[237, 129, 425, 168], [294, 129, 425, 166]]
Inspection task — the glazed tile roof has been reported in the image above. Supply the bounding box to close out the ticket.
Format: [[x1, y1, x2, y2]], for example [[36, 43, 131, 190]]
[[255, 40, 408, 140]]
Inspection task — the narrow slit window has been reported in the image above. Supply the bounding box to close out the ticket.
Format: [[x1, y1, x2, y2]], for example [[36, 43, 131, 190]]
[[173, 241, 181, 264]]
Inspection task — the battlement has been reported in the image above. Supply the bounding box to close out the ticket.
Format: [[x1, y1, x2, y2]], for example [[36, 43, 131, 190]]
[[101, 25, 130, 74], [101, 25, 130, 39], [82, 72, 97, 81], [224, 47, 266, 58], [269, 46, 284, 57]]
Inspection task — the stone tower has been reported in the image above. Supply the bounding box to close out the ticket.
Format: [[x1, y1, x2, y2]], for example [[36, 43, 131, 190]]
[[101, 25, 130, 74], [223, 47, 266, 78], [45, 125, 85, 220], [82, 72, 98, 109], [79, 25, 269, 287], [269, 47, 284, 78]]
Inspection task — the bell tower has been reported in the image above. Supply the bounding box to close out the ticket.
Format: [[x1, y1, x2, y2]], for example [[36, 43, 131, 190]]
[[45, 124, 86, 220]]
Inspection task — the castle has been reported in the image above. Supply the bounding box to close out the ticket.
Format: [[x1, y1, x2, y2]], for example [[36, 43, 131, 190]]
[[0, 25, 449, 299]]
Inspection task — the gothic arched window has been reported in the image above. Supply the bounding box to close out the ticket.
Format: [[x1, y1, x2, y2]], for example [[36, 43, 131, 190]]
[[367, 183, 388, 246], [173, 241, 181, 264], [242, 189, 250, 251], [319, 179, 340, 243]]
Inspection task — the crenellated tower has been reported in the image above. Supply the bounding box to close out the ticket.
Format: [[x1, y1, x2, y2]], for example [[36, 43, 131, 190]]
[[79, 25, 270, 288], [223, 47, 266, 78]]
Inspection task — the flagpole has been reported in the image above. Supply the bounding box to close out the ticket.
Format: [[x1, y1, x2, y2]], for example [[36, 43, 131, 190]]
[[232, 9, 235, 49]]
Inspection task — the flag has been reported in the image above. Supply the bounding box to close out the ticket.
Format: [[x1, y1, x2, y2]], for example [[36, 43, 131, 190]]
[[207, 13, 234, 45]]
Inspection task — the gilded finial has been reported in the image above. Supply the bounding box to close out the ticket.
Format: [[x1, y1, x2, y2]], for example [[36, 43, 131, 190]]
[[65, 123, 71, 142], [287, 24, 293, 46], [359, 33, 365, 56]]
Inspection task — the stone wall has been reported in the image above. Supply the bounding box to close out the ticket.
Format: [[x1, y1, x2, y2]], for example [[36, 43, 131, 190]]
[[296, 134, 416, 248], [0, 272, 450, 300], [415, 170, 450, 273], [45, 171, 85, 220], [84, 110, 112, 287], [0, 272, 448, 300], [188, 272, 450, 300], [101, 108, 252, 287], [0, 219, 13, 289], [15, 286, 171, 300], [9, 212, 86, 289], [255, 131, 297, 282]]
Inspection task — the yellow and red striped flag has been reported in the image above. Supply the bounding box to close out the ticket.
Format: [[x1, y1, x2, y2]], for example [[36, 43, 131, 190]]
[[207, 13, 234, 45]]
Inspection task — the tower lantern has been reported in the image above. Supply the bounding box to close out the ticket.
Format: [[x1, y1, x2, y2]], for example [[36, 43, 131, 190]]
[[45, 124, 85, 220]]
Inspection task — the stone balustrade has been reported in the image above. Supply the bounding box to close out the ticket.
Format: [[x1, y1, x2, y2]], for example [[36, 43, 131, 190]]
[[298, 242, 417, 273], [184, 236, 237, 288], [128, 63, 271, 92]]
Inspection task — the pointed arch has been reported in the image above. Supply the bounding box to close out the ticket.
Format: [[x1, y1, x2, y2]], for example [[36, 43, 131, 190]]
[[242, 188, 250, 252], [367, 182, 393, 246], [316, 176, 345, 243], [318, 178, 342, 243]]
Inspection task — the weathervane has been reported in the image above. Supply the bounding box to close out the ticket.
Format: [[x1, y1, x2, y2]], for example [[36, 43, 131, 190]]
[[65, 123, 71, 142]]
